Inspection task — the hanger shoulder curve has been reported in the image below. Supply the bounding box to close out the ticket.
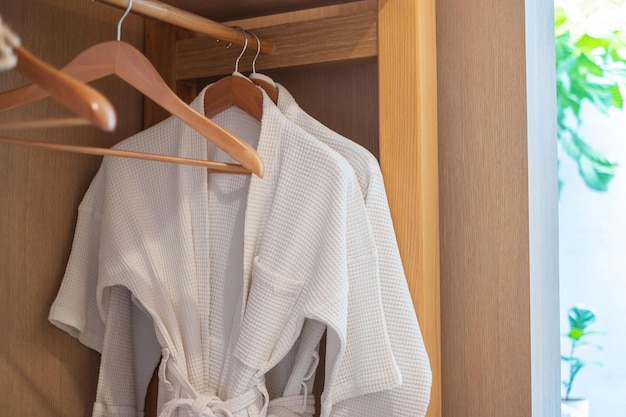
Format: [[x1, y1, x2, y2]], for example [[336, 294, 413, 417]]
[[250, 77, 278, 105], [0, 45, 117, 131], [204, 75, 264, 121], [112, 42, 264, 177]]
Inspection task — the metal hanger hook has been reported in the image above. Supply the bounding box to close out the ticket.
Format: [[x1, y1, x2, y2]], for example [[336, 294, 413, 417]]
[[117, 0, 133, 41], [247, 30, 261, 74], [231, 25, 248, 73]]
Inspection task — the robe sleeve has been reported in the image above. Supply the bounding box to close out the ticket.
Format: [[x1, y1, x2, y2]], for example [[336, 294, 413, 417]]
[[49, 175, 162, 417], [326, 163, 432, 417], [93, 286, 161, 417], [318, 181, 402, 417], [49, 183, 106, 353], [275, 84, 431, 416]]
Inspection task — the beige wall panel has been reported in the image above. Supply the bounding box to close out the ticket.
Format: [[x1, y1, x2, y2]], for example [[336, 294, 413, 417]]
[[436, 0, 531, 415], [261, 61, 379, 156], [437, 0, 559, 415], [0, 1, 144, 416]]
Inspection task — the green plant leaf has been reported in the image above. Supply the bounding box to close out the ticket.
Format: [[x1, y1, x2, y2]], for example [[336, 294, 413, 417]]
[[555, 13, 626, 193], [581, 53, 604, 75], [609, 83, 624, 108], [583, 82, 622, 114], [562, 304, 605, 399], [579, 154, 618, 191], [556, 33, 576, 61], [555, 7, 567, 31], [569, 328, 585, 340], [568, 306, 597, 332], [559, 130, 582, 160], [576, 34, 611, 56], [559, 134, 619, 192], [570, 360, 584, 378]]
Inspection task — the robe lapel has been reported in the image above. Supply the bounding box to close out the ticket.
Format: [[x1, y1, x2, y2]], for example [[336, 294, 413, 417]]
[[241, 92, 286, 319]]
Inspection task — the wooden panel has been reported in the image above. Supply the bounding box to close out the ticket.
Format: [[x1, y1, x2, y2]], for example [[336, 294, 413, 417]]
[[158, 0, 357, 21], [175, 11, 377, 79], [250, 60, 379, 156], [378, 1, 440, 416], [435, 0, 556, 415], [144, 18, 197, 127], [0, 0, 144, 416], [225, 0, 376, 27]]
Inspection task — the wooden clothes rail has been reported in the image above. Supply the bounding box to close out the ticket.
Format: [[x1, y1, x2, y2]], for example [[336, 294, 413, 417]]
[[94, 0, 276, 54]]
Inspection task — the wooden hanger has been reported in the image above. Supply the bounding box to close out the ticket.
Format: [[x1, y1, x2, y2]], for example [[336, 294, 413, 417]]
[[0, 42, 263, 176], [0, 134, 251, 173], [204, 74, 264, 121], [0, 5, 264, 177], [203, 27, 265, 121], [0, 45, 117, 131], [246, 30, 279, 105], [250, 75, 278, 105]]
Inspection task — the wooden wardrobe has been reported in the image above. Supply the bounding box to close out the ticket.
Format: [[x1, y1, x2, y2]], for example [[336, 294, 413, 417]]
[[0, 0, 441, 416], [0, 0, 560, 416]]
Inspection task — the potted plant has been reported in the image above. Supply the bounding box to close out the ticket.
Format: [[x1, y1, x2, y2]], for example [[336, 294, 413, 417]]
[[561, 305, 604, 417]]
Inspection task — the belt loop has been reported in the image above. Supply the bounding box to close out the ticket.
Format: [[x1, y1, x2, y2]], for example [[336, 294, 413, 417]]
[[158, 348, 175, 394], [259, 382, 270, 416], [300, 350, 320, 413]]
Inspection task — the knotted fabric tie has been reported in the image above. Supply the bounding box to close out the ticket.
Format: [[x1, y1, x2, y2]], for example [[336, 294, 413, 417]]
[[159, 384, 267, 417], [157, 349, 270, 417]]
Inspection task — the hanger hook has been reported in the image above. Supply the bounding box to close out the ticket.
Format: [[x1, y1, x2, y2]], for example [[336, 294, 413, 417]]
[[117, 0, 133, 41], [231, 25, 248, 73], [248, 30, 261, 74]]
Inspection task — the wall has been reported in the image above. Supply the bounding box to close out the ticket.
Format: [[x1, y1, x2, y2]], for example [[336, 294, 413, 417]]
[[0, 0, 144, 415], [436, 0, 560, 415], [559, 103, 626, 416], [525, 0, 561, 415]]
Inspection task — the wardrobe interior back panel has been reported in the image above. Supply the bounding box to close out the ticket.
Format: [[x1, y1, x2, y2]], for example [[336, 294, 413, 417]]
[[0, 1, 144, 415], [197, 60, 379, 157], [263, 60, 379, 158], [160, 0, 356, 22]]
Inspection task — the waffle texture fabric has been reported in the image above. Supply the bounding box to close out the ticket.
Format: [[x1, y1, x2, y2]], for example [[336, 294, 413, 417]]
[[49, 87, 403, 417], [270, 82, 432, 417]]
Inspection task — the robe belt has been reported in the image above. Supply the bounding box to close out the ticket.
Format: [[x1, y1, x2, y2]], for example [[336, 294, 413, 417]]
[[158, 349, 269, 417], [159, 385, 265, 417]]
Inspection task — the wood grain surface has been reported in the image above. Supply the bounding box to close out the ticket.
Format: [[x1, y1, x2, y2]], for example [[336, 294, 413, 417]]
[[378, 1, 440, 416], [436, 0, 559, 415], [175, 11, 378, 80], [0, 1, 144, 416]]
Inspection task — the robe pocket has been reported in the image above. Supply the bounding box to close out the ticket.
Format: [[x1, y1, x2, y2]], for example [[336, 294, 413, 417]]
[[234, 256, 304, 368]]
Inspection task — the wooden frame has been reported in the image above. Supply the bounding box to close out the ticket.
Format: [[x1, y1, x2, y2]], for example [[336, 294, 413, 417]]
[[144, 1, 441, 415], [0, 1, 561, 415], [378, 2, 440, 416]]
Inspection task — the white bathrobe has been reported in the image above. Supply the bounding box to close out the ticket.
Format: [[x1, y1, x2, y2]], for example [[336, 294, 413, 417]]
[[268, 82, 432, 417], [49, 88, 401, 417]]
